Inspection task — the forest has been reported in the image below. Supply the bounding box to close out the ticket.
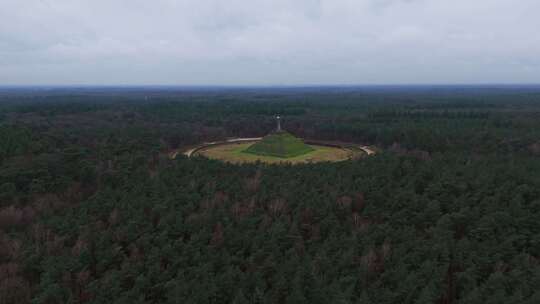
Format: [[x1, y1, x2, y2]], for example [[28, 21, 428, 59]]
[[0, 86, 539, 303]]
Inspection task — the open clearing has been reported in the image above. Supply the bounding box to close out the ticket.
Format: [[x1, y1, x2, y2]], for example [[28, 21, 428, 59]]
[[197, 142, 359, 164]]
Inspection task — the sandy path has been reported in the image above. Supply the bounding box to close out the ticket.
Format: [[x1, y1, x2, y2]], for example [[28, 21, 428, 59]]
[[172, 138, 376, 160], [359, 146, 376, 155], [179, 138, 263, 158]]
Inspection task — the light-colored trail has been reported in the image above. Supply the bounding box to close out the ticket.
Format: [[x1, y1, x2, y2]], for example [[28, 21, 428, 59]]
[[182, 138, 262, 158], [171, 138, 377, 160], [359, 146, 376, 155]]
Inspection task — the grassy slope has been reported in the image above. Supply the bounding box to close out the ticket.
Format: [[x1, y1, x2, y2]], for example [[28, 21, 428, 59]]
[[200, 142, 353, 164], [244, 132, 314, 158]]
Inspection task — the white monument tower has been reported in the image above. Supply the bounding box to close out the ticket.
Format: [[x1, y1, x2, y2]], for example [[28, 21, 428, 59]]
[[276, 115, 282, 132]]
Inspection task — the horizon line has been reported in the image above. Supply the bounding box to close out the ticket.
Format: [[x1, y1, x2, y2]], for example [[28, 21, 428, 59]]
[[1, 83, 540, 89]]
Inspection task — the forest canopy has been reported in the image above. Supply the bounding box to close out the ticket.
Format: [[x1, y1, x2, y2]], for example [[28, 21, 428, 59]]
[[0, 86, 539, 303]]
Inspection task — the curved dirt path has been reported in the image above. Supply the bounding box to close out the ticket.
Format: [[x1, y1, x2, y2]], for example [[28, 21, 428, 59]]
[[182, 138, 262, 158], [173, 138, 377, 160], [359, 146, 376, 155]]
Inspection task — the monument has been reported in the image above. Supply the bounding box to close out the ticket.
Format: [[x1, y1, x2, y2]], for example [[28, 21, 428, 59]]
[[276, 115, 282, 132], [244, 115, 314, 158]]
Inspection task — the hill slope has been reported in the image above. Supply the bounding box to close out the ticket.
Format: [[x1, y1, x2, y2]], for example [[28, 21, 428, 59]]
[[244, 131, 314, 158]]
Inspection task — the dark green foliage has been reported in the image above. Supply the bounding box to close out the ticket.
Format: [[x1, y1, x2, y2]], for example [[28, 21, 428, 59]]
[[0, 126, 32, 164], [0, 87, 539, 303]]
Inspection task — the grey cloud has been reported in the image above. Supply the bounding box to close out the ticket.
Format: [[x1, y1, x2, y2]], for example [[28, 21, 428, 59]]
[[0, 0, 539, 85]]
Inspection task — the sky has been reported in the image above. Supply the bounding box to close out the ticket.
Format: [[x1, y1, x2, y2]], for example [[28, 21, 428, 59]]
[[1, 0, 539, 85]]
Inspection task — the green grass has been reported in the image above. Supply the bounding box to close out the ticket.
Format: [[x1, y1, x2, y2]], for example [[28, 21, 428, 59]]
[[199, 142, 355, 164], [244, 131, 314, 158]]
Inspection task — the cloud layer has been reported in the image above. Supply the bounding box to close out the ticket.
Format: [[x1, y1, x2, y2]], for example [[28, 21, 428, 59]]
[[1, 0, 539, 85]]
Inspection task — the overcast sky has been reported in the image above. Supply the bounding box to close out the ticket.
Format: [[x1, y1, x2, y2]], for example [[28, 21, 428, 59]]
[[1, 0, 539, 85]]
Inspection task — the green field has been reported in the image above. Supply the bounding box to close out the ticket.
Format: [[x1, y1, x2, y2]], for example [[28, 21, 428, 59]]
[[244, 131, 314, 158], [198, 142, 356, 164]]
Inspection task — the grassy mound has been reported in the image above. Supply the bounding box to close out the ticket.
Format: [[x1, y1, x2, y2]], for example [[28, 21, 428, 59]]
[[200, 142, 353, 164], [244, 131, 314, 158]]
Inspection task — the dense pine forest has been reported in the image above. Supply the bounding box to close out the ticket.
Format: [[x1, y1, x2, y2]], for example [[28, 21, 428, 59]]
[[1, 86, 540, 303]]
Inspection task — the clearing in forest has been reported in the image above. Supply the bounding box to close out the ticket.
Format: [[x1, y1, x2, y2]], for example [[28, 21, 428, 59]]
[[197, 142, 355, 164]]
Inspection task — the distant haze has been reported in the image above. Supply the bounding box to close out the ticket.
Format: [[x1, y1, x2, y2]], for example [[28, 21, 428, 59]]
[[1, 0, 539, 85]]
